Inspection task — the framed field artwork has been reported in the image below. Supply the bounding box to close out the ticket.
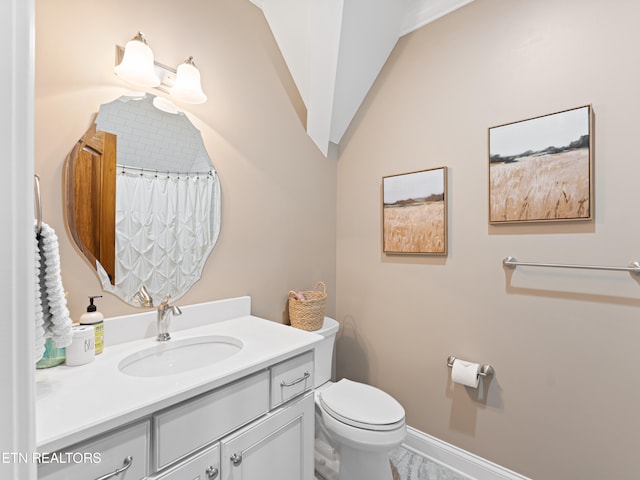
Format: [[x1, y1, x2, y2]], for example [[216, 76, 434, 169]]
[[488, 105, 593, 224], [382, 167, 447, 255]]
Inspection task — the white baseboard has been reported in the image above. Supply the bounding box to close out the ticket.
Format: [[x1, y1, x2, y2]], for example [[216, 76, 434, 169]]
[[403, 427, 532, 480]]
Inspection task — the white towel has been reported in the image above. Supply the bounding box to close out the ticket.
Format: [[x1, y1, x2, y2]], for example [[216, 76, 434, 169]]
[[34, 232, 46, 362], [37, 223, 73, 350]]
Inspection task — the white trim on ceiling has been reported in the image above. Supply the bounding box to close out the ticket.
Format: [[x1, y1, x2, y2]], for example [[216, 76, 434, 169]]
[[249, 0, 475, 156], [400, 0, 476, 36]]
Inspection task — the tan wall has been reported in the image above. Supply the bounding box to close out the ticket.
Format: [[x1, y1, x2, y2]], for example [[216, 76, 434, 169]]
[[336, 0, 640, 478], [36, 0, 640, 477], [35, 0, 336, 323]]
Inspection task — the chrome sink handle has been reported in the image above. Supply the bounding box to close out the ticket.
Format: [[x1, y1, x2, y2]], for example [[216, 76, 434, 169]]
[[156, 295, 182, 341]]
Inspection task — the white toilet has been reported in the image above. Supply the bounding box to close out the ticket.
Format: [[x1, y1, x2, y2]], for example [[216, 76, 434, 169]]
[[313, 317, 406, 480]]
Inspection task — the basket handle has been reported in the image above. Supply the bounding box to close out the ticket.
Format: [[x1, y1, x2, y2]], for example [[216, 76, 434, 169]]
[[314, 282, 326, 294], [288, 290, 300, 300]]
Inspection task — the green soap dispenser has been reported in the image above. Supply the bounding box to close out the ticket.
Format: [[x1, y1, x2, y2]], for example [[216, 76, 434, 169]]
[[80, 295, 104, 354]]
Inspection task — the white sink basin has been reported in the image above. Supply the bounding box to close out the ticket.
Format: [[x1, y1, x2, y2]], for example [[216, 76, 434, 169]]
[[118, 335, 243, 377]]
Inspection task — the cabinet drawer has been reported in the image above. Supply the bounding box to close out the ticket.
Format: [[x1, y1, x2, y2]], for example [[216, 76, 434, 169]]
[[38, 420, 150, 480], [154, 370, 269, 470], [152, 443, 220, 480], [270, 351, 314, 408]]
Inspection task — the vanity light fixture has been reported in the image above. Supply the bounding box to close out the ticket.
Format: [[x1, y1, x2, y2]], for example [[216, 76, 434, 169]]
[[114, 32, 161, 88], [115, 34, 207, 105], [170, 57, 207, 105]]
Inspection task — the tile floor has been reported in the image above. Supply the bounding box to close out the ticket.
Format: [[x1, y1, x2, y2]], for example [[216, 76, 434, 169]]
[[316, 446, 470, 480], [389, 446, 470, 480]]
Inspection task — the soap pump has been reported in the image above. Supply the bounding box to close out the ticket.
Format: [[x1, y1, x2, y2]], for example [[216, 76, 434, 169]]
[[80, 295, 104, 354]]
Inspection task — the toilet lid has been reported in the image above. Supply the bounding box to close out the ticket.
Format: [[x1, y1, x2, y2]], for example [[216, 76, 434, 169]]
[[319, 379, 405, 431]]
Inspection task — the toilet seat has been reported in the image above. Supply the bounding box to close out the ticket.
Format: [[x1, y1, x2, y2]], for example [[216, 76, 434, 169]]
[[319, 379, 405, 431]]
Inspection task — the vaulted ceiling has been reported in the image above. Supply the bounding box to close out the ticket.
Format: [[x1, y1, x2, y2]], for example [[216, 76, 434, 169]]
[[248, 0, 475, 156]]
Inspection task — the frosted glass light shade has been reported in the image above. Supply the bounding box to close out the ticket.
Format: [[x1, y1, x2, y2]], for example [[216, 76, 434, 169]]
[[170, 58, 207, 104], [115, 36, 160, 88]]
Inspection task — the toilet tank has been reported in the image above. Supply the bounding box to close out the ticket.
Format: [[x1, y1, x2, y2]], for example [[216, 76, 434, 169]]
[[313, 317, 339, 387]]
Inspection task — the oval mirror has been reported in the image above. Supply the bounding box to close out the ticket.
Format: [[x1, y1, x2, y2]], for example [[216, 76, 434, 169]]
[[64, 93, 221, 306]]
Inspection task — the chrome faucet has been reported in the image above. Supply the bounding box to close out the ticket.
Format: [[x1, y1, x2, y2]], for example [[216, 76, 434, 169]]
[[156, 295, 182, 341]]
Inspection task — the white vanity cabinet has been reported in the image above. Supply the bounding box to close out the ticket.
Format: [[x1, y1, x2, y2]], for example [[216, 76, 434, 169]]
[[152, 352, 315, 480], [38, 350, 316, 480]]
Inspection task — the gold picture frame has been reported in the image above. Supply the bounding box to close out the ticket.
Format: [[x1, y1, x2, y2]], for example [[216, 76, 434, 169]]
[[488, 105, 593, 224], [382, 167, 447, 255]]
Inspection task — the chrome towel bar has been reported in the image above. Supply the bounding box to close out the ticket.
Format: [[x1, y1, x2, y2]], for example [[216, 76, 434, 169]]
[[446, 356, 494, 377], [503, 256, 640, 277]]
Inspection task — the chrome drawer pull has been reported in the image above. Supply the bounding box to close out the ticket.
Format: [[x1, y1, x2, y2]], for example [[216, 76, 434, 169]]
[[206, 465, 219, 478], [231, 453, 243, 466], [94, 456, 133, 480], [280, 371, 310, 388]]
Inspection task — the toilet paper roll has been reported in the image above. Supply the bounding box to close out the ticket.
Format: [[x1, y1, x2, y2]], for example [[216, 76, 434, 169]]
[[451, 359, 480, 388]]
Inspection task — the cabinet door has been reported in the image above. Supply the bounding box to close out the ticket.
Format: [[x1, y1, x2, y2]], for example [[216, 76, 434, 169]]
[[38, 420, 150, 480], [66, 123, 117, 284], [220, 392, 314, 480]]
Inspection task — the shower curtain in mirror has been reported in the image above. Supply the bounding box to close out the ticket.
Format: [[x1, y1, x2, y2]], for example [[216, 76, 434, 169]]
[[101, 168, 218, 302]]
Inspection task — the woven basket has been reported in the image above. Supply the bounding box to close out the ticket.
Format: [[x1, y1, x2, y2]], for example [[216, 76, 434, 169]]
[[288, 281, 327, 331]]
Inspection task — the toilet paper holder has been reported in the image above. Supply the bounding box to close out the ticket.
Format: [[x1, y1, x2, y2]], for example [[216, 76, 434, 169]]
[[447, 356, 494, 377]]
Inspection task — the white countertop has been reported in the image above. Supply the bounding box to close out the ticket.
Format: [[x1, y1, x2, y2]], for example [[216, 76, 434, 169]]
[[35, 299, 322, 453]]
